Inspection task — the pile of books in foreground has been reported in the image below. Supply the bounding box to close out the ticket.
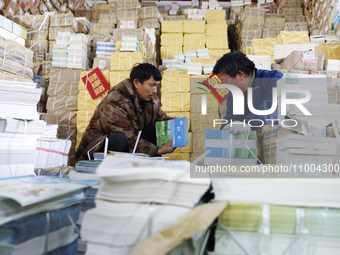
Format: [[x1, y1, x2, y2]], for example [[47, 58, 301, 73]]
[[0, 176, 96, 255], [81, 156, 210, 255], [211, 177, 340, 255]]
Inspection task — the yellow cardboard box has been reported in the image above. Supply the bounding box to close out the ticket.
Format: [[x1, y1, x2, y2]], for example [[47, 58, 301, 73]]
[[162, 70, 188, 75], [192, 133, 206, 154], [209, 49, 230, 59], [161, 73, 190, 93], [191, 58, 217, 65], [110, 52, 142, 71], [161, 20, 183, 33], [77, 90, 107, 111], [110, 71, 130, 86], [279, 31, 309, 44], [76, 109, 96, 149], [190, 112, 221, 133], [316, 43, 340, 60], [205, 10, 226, 21], [183, 20, 205, 33], [163, 152, 190, 161], [206, 22, 228, 36], [183, 33, 206, 51], [190, 94, 220, 113], [161, 92, 190, 112], [160, 46, 183, 59], [206, 35, 229, 49], [161, 33, 184, 46]]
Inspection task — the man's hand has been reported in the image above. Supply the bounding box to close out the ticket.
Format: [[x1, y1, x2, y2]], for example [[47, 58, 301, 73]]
[[157, 138, 175, 155], [223, 121, 250, 134]]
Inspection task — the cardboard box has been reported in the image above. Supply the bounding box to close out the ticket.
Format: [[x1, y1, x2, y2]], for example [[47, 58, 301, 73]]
[[161, 92, 190, 112], [161, 73, 190, 93], [192, 132, 205, 154], [77, 89, 107, 111], [112, 28, 143, 41], [183, 33, 206, 51], [209, 49, 230, 59], [316, 43, 340, 60], [110, 52, 142, 71], [205, 10, 226, 21], [48, 27, 74, 40], [25, 39, 48, 53], [46, 95, 78, 112], [139, 5, 158, 19], [206, 35, 229, 50], [183, 20, 205, 34], [47, 80, 78, 97], [190, 112, 221, 133], [163, 152, 190, 161], [109, 71, 130, 86], [0, 70, 33, 83], [161, 20, 183, 33], [279, 31, 310, 45], [138, 18, 159, 29], [161, 33, 183, 47], [89, 23, 112, 35], [190, 94, 220, 114], [118, 8, 138, 21], [281, 51, 325, 71], [206, 22, 228, 37], [160, 46, 183, 59], [74, 10, 92, 21]]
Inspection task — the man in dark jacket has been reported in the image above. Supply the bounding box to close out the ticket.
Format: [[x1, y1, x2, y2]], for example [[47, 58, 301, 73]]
[[76, 63, 174, 161], [213, 52, 283, 134]]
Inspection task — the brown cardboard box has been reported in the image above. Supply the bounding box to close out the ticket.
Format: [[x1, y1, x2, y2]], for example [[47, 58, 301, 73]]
[[281, 51, 325, 71], [74, 9, 92, 20]]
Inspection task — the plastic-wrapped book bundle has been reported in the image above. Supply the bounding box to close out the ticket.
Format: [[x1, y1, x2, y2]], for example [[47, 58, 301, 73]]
[[67, 34, 88, 70]]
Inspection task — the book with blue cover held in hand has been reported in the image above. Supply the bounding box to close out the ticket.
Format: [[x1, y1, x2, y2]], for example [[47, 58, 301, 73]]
[[156, 117, 189, 148]]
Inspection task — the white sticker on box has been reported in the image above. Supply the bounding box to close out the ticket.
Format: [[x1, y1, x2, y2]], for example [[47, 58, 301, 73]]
[[302, 51, 316, 64], [99, 60, 106, 69]]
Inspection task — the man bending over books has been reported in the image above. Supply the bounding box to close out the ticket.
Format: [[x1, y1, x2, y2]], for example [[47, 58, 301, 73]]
[[76, 63, 175, 161], [213, 52, 283, 134]]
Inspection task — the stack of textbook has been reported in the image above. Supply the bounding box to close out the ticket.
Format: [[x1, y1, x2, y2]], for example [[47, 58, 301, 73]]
[[0, 80, 43, 177], [0, 176, 96, 255], [81, 156, 210, 255], [212, 178, 340, 254]]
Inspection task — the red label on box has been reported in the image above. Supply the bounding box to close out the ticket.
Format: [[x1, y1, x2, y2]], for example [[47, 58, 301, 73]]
[[21, 2, 26, 8], [81, 68, 110, 100]]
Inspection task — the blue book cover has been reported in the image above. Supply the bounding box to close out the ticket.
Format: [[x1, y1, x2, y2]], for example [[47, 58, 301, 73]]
[[156, 117, 189, 148]]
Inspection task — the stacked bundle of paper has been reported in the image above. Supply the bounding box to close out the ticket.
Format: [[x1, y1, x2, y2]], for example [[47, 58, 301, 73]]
[[212, 201, 340, 255], [196, 48, 210, 58], [184, 51, 197, 64], [247, 55, 271, 70], [120, 35, 140, 52], [187, 63, 203, 75], [212, 178, 340, 207], [67, 34, 88, 70], [0, 80, 43, 178], [81, 156, 210, 255], [35, 138, 72, 169], [52, 32, 70, 68], [71, 160, 101, 255], [96, 41, 115, 57], [204, 129, 258, 165], [274, 44, 316, 63], [276, 134, 340, 164], [0, 176, 96, 255]]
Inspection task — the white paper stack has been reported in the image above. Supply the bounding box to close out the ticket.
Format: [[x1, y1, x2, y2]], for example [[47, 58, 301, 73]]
[[0, 79, 43, 178], [274, 44, 316, 63], [203, 64, 215, 74], [67, 34, 88, 70], [96, 41, 115, 56], [196, 48, 210, 58], [184, 51, 197, 63], [247, 55, 271, 70], [35, 138, 72, 169], [324, 59, 340, 71], [52, 32, 70, 68], [174, 54, 185, 64], [81, 156, 210, 255], [187, 63, 203, 75], [120, 35, 140, 52], [163, 59, 178, 70]]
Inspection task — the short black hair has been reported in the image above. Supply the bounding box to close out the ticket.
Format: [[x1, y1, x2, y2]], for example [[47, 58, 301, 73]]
[[213, 51, 255, 77], [130, 63, 162, 84]]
